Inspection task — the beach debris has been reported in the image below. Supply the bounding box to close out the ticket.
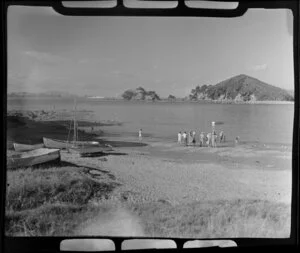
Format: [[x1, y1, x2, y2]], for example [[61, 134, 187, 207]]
[[89, 170, 103, 176], [98, 157, 108, 162], [157, 199, 172, 205]]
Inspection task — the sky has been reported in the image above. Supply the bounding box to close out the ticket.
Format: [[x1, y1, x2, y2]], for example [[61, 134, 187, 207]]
[[7, 5, 294, 97]]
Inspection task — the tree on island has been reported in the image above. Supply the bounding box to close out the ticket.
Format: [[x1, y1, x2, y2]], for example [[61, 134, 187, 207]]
[[135, 87, 146, 100], [189, 85, 209, 100], [122, 89, 136, 100], [146, 91, 160, 101], [168, 95, 176, 101], [189, 85, 201, 100], [121, 87, 160, 101]]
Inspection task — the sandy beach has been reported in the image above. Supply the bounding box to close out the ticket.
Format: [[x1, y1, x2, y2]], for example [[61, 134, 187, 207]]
[[6, 109, 292, 239], [62, 138, 292, 205]]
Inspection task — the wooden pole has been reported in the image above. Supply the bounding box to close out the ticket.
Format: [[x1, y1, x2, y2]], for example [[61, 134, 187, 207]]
[[73, 97, 77, 144]]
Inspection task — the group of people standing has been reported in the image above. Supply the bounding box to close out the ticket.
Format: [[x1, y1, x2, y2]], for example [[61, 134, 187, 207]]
[[138, 122, 229, 147], [177, 129, 225, 148]]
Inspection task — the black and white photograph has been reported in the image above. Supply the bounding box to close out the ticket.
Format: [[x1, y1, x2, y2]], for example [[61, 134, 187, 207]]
[[5, 1, 295, 249]]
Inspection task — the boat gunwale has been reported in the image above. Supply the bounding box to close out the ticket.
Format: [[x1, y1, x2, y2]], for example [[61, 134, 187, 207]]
[[43, 137, 99, 145], [13, 142, 45, 151], [7, 148, 61, 169], [8, 148, 60, 159]]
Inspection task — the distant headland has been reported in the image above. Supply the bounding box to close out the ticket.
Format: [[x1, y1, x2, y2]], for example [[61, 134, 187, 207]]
[[8, 74, 294, 104]]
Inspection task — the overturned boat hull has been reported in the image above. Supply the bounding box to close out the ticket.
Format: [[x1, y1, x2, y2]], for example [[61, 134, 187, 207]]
[[7, 148, 60, 169]]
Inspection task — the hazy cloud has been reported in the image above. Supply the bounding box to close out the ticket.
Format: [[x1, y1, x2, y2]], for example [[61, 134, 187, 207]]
[[78, 59, 89, 64], [7, 72, 28, 92], [25, 66, 48, 89], [78, 57, 115, 65], [251, 63, 268, 71], [8, 72, 27, 82], [110, 70, 138, 79], [24, 50, 67, 64]]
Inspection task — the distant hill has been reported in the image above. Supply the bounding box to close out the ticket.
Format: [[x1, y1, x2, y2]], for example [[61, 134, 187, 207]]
[[189, 74, 294, 102], [8, 91, 77, 98], [121, 87, 160, 101], [286, 89, 294, 97]]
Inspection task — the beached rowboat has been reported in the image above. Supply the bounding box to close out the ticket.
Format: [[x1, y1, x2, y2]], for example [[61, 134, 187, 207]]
[[13, 142, 45, 152], [43, 137, 99, 149], [7, 148, 60, 169]]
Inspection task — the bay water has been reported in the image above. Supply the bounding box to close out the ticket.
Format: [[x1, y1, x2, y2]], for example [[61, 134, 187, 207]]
[[7, 98, 294, 146]]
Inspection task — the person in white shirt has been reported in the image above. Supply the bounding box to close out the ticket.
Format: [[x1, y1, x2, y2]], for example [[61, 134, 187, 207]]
[[199, 132, 205, 147], [178, 131, 182, 144], [207, 132, 212, 147], [212, 130, 217, 148], [182, 132, 187, 146], [188, 131, 193, 145], [138, 129, 142, 141]]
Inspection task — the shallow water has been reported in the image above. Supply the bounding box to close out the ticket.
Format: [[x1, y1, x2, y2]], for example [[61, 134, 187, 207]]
[[7, 98, 294, 145]]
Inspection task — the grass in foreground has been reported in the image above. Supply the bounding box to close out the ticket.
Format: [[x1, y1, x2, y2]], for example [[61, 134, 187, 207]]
[[5, 165, 118, 236], [5, 165, 291, 238], [127, 199, 291, 238]]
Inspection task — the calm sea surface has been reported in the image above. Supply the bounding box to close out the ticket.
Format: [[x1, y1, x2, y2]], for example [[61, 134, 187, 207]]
[[7, 98, 294, 145]]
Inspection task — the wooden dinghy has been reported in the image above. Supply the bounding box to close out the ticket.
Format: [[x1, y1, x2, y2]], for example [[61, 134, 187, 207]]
[[13, 142, 45, 152], [43, 137, 99, 149], [7, 148, 60, 169]]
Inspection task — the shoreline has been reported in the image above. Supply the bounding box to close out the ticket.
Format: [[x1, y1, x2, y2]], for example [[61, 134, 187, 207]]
[[7, 96, 294, 105], [6, 110, 146, 150]]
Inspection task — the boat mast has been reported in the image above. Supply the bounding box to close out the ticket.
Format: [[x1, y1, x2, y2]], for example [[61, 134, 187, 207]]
[[73, 97, 77, 145]]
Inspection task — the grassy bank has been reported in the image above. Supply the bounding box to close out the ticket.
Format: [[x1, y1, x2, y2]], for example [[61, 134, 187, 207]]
[[127, 199, 290, 238], [5, 164, 119, 236], [6, 163, 290, 237]]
